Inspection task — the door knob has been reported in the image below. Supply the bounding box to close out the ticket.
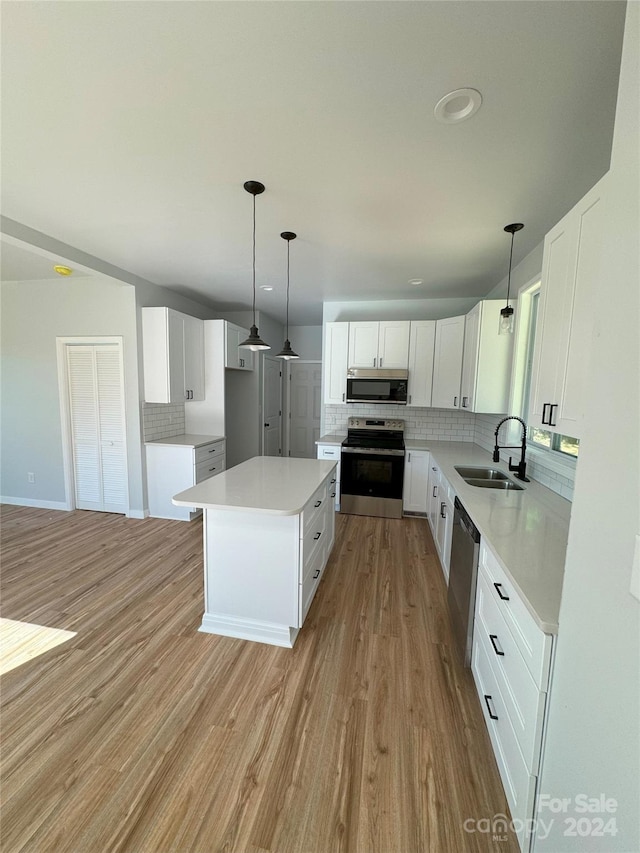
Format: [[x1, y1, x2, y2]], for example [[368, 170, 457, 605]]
[[264, 423, 270, 427]]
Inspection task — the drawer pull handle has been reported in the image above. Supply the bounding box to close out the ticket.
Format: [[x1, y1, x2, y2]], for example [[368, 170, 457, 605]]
[[209, 467, 217, 472], [314, 500, 322, 508], [313, 531, 322, 540], [313, 569, 320, 579], [493, 582, 510, 601], [542, 402, 550, 425], [330, 478, 336, 483], [484, 695, 498, 720], [548, 403, 558, 427], [440, 502, 446, 519], [331, 492, 336, 498], [433, 486, 437, 497], [489, 634, 505, 656], [208, 448, 217, 453]]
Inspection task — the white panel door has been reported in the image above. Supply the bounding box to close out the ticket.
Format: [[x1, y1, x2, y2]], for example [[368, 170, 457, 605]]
[[289, 362, 321, 458], [66, 344, 127, 513], [377, 321, 410, 368], [263, 356, 282, 457], [348, 322, 379, 368]]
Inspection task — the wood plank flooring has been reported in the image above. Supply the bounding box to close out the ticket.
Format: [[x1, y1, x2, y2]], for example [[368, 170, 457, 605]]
[[0, 505, 519, 852]]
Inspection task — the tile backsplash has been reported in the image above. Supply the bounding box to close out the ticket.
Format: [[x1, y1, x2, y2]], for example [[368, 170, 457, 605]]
[[324, 404, 475, 441], [142, 402, 185, 442]]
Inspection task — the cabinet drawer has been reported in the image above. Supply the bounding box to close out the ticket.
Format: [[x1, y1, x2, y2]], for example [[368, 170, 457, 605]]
[[480, 542, 552, 689], [301, 505, 328, 568], [472, 630, 537, 852], [303, 481, 329, 538], [476, 573, 547, 773], [299, 540, 325, 625], [195, 456, 226, 484], [194, 440, 226, 466]]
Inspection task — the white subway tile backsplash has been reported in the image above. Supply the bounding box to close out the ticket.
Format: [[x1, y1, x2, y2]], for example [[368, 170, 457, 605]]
[[142, 402, 186, 442]]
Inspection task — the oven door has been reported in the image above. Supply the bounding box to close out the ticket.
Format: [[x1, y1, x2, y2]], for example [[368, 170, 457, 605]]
[[340, 448, 405, 518]]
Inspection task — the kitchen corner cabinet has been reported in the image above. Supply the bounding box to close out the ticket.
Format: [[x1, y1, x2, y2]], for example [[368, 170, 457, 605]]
[[225, 323, 254, 371], [472, 541, 553, 852], [402, 449, 430, 514], [528, 174, 608, 439], [348, 321, 410, 369], [431, 315, 465, 409], [460, 301, 514, 413], [142, 307, 204, 403], [146, 437, 226, 521], [407, 320, 436, 407], [323, 322, 349, 404]]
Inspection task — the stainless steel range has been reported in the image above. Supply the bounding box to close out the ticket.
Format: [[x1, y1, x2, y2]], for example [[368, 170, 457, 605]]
[[340, 417, 405, 519]]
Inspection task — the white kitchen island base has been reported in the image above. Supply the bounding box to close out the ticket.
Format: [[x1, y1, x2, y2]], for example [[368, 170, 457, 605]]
[[173, 457, 337, 648]]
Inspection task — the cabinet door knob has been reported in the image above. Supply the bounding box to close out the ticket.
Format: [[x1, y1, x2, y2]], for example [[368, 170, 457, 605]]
[[313, 531, 322, 540], [489, 634, 505, 656], [493, 582, 510, 601], [484, 695, 499, 721]]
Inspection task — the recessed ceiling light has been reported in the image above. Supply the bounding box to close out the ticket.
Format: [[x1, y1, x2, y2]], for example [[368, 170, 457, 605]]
[[408, 278, 424, 286], [260, 285, 274, 292], [53, 265, 73, 276], [434, 88, 482, 124]]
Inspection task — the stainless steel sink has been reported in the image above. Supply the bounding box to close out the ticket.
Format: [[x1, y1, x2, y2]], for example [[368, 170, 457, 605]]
[[454, 466, 510, 481], [463, 478, 524, 491]]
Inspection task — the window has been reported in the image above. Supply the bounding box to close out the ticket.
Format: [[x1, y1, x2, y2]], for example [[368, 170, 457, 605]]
[[512, 283, 579, 460]]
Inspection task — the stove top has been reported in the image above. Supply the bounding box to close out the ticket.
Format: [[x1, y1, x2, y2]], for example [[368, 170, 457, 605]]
[[343, 417, 405, 451]]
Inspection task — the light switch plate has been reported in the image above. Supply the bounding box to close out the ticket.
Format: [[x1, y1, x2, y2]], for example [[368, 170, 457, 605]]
[[630, 534, 640, 603]]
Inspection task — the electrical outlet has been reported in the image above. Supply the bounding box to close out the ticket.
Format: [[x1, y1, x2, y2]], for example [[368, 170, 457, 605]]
[[27, 472, 35, 483]]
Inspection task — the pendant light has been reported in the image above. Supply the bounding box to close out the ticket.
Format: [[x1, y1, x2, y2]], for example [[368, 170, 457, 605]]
[[499, 222, 524, 335], [275, 232, 300, 360], [239, 180, 270, 351]]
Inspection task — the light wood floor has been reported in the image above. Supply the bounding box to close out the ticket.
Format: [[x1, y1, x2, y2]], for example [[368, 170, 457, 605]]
[[0, 505, 518, 853]]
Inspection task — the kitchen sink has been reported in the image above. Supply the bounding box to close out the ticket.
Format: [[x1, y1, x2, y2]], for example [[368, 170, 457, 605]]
[[454, 466, 510, 481], [463, 478, 524, 491]]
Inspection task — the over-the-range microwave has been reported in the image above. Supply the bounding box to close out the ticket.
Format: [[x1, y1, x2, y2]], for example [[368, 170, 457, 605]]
[[346, 368, 408, 404]]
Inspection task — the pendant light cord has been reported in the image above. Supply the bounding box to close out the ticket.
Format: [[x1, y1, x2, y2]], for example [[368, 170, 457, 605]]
[[506, 230, 515, 307], [285, 239, 290, 339], [252, 193, 257, 326]]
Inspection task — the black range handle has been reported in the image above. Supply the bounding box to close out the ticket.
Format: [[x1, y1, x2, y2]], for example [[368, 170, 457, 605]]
[[484, 695, 499, 720], [489, 634, 505, 656], [493, 582, 510, 601]]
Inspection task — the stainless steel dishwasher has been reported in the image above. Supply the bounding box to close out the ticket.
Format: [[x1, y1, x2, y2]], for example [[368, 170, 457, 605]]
[[447, 497, 481, 667]]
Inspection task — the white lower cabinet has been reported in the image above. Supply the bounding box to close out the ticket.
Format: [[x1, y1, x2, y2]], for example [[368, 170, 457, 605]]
[[426, 459, 455, 582], [403, 449, 430, 514], [146, 438, 226, 520], [472, 541, 553, 852], [316, 443, 341, 510]]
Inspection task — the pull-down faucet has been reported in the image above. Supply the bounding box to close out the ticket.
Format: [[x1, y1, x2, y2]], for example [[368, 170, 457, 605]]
[[493, 416, 530, 482]]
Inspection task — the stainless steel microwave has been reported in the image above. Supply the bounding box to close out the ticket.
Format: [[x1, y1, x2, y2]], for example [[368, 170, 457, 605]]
[[346, 369, 408, 404]]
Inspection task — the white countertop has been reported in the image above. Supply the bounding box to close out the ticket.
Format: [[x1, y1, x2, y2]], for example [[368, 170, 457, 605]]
[[316, 433, 347, 445], [173, 456, 337, 515], [145, 433, 225, 448], [426, 442, 570, 633], [404, 438, 431, 450]]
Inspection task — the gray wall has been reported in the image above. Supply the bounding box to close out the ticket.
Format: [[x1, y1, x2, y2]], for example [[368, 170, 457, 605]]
[[0, 276, 145, 511], [536, 4, 639, 850], [288, 325, 322, 360], [485, 240, 544, 300], [323, 296, 479, 323]]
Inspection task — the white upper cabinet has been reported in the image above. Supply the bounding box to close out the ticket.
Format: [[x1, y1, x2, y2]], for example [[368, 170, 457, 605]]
[[460, 301, 514, 413], [529, 174, 608, 437], [225, 323, 254, 371], [348, 321, 410, 369], [431, 315, 465, 409], [323, 322, 349, 405], [142, 307, 204, 403], [407, 320, 436, 407]]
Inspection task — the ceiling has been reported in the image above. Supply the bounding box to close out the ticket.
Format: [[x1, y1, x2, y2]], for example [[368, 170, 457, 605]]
[[0, 1, 626, 324], [0, 241, 93, 282]]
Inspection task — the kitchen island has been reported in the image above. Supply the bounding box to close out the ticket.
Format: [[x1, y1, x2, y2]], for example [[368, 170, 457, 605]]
[[173, 456, 338, 647]]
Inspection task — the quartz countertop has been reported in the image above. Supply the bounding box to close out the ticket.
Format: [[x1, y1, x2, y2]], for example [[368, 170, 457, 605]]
[[316, 433, 347, 445], [145, 433, 225, 448], [404, 439, 431, 450], [173, 456, 337, 515], [426, 441, 570, 633]]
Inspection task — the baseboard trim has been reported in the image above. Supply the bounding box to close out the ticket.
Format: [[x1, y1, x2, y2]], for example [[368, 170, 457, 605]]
[[0, 496, 70, 511], [127, 509, 149, 519], [199, 613, 299, 648]]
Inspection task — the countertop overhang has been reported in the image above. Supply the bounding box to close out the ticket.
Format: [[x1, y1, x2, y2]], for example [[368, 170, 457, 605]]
[[173, 456, 337, 515]]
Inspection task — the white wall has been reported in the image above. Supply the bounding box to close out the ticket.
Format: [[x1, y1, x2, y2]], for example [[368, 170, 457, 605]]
[[0, 276, 145, 512], [535, 4, 639, 851]]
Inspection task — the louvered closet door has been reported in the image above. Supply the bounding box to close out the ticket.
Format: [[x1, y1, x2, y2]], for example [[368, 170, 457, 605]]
[[66, 344, 128, 513]]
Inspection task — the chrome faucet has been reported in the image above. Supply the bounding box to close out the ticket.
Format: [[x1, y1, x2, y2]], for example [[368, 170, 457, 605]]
[[493, 416, 530, 482]]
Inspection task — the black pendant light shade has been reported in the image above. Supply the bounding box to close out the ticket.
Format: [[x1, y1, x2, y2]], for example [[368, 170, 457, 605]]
[[275, 231, 300, 360], [499, 222, 524, 335], [239, 181, 270, 351]]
